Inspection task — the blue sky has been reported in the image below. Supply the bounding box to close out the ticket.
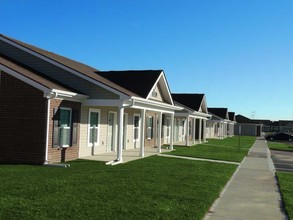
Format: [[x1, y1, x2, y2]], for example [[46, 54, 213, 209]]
[[2, 0, 293, 120]]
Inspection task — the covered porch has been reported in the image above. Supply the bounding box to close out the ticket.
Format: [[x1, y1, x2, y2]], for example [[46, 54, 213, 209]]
[[80, 147, 172, 164]]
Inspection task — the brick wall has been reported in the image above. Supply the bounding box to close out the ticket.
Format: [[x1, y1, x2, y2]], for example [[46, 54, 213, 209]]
[[48, 99, 81, 163], [0, 72, 47, 164]]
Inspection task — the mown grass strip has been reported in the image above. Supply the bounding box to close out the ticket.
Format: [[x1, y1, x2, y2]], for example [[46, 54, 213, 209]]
[[166, 136, 256, 162], [0, 156, 236, 220], [277, 172, 293, 219], [267, 142, 293, 152]]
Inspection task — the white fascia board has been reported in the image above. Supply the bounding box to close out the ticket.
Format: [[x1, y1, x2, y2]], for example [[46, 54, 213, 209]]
[[82, 99, 125, 107], [132, 96, 182, 111], [130, 104, 174, 114], [51, 89, 88, 99], [0, 65, 51, 94], [175, 112, 210, 120], [0, 36, 128, 99]]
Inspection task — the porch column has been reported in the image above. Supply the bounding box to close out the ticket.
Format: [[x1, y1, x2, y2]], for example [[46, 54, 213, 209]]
[[185, 116, 189, 146], [199, 119, 202, 144], [203, 119, 207, 142], [157, 112, 162, 153], [140, 109, 146, 157], [117, 107, 124, 161], [170, 113, 174, 150], [192, 118, 196, 145]]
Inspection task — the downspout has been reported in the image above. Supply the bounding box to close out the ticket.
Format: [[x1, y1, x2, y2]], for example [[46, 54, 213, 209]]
[[44, 92, 56, 164], [106, 99, 135, 166]]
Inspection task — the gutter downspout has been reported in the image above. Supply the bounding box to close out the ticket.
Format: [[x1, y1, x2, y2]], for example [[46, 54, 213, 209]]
[[106, 99, 135, 166], [44, 92, 56, 164]]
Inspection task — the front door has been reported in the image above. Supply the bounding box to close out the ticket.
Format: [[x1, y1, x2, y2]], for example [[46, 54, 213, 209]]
[[107, 112, 117, 152]]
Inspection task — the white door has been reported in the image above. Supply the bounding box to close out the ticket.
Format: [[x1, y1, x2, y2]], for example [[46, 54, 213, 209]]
[[107, 112, 117, 152]]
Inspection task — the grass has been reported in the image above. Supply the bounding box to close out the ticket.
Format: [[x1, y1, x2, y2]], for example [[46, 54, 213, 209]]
[[277, 172, 293, 219], [267, 141, 293, 152], [0, 156, 236, 220], [165, 136, 256, 162]]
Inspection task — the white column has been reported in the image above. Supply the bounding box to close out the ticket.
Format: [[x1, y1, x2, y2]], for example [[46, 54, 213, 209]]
[[203, 119, 207, 142], [157, 112, 162, 153], [199, 119, 202, 144], [192, 118, 196, 145], [140, 109, 146, 157], [185, 116, 189, 146], [170, 113, 174, 150], [117, 107, 124, 161]]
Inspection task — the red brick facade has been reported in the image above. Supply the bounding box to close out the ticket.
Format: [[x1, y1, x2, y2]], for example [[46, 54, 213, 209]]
[[0, 71, 81, 164], [0, 72, 47, 164]]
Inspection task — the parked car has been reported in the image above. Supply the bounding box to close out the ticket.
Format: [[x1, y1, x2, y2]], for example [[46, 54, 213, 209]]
[[265, 132, 293, 142]]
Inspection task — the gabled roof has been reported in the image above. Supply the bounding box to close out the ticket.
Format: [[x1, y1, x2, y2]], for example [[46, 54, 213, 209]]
[[0, 34, 98, 75], [228, 112, 236, 121], [0, 34, 138, 98], [208, 108, 229, 120], [236, 114, 262, 124], [0, 55, 73, 93], [171, 93, 205, 111], [97, 70, 162, 98]]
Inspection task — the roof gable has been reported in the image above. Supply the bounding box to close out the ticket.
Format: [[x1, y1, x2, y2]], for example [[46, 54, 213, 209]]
[[208, 108, 229, 120], [97, 70, 174, 104]]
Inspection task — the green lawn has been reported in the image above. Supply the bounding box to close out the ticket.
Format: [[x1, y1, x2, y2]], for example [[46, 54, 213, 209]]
[[0, 156, 236, 220], [277, 172, 293, 219], [166, 136, 256, 162], [267, 141, 293, 152]]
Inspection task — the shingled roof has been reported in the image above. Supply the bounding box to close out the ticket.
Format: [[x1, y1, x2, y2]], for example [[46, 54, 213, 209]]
[[236, 114, 262, 124], [228, 112, 236, 121], [0, 55, 74, 93], [208, 108, 229, 119], [97, 70, 162, 98], [0, 34, 139, 97], [171, 94, 204, 111]]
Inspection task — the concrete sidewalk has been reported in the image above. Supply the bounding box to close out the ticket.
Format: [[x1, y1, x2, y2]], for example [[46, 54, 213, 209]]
[[205, 137, 287, 220]]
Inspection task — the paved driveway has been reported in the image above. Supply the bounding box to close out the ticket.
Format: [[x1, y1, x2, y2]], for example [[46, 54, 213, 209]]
[[270, 150, 293, 172]]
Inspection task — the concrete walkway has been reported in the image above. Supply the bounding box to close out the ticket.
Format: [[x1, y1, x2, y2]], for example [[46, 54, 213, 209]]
[[205, 137, 287, 220]]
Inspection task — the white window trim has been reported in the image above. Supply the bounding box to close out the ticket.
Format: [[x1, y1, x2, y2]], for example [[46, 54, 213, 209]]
[[107, 111, 118, 152], [59, 107, 72, 147], [133, 114, 141, 142], [87, 108, 100, 147]]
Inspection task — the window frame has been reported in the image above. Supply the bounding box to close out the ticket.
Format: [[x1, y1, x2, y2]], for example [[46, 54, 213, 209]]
[[59, 107, 72, 147], [133, 114, 140, 142], [87, 108, 100, 147]]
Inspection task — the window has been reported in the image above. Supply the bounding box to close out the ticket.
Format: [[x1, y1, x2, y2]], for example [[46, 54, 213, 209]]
[[152, 90, 158, 98], [147, 116, 153, 139], [166, 117, 170, 138], [88, 109, 100, 147], [182, 119, 186, 137], [189, 120, 192, 136], [133, 114, 140, 142], [59, 108, 72, 147], [53, 107, 78, 148]]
